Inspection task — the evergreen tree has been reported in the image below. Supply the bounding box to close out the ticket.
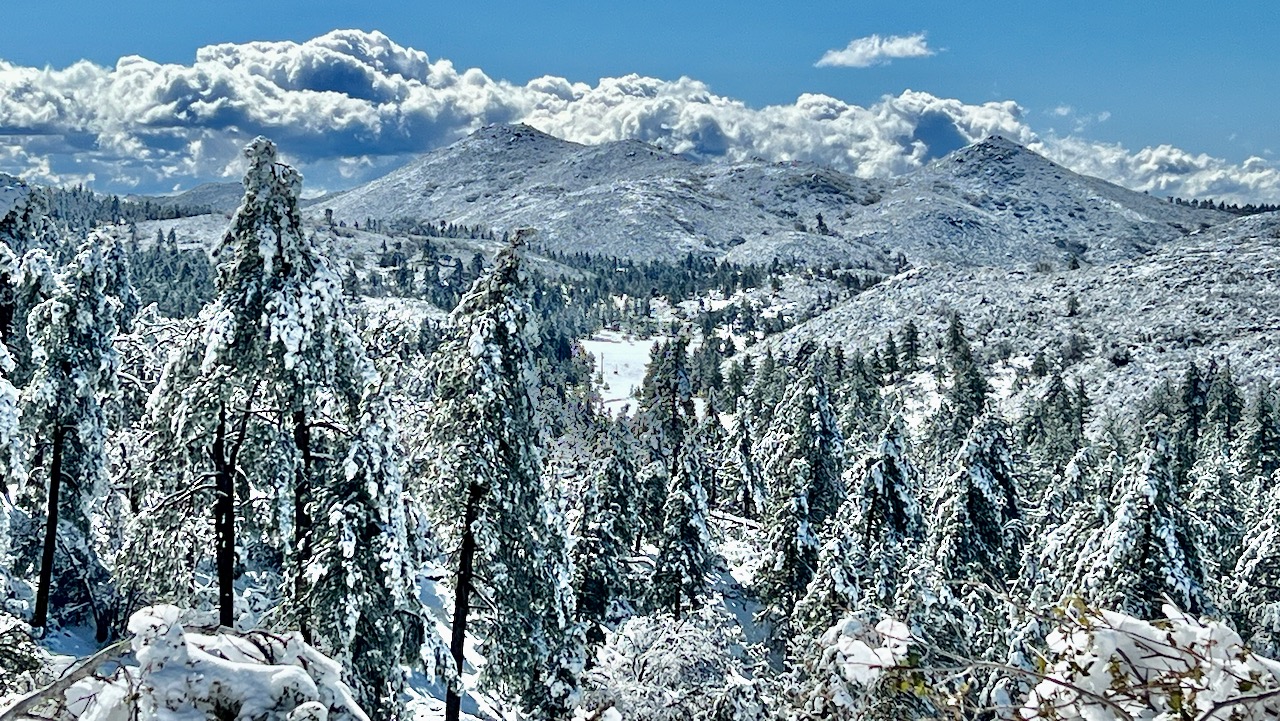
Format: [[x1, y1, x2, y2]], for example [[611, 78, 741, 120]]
[[423, 236, 583, 721], [572, 415, 639, 647], [696, 390, 729, 509], [1080, 422, 1211, 618], [932, 314, 990, 462], [759, 346, 845, 529], [636, 336, 698, 543], [900, 320, 920, 373], [20, 236, 120, 634], [649, 428, 713, 620], [123, 139, 437, 715], [1230, 479, 1280, 657], [720, 412, 763, 519], [794, 414, 923, 636], [930, 416, 1023, 588]]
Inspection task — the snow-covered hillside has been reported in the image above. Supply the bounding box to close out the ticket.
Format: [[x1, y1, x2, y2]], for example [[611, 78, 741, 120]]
[[315, 125, 1227, 269], [764, 211, 1280, 421]]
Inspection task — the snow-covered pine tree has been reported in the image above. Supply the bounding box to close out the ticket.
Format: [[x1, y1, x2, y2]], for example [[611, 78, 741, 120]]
[[4, 249, 58, 388], [1019, 371, 1086, 493], [0, 343, 25, 566], [759, 344, 845, 529], [930, 313, 990, 464], [572, 414, 639, 647], [635, 336, 702, 543], [422, 235, 583, 721], [929, 415, 1023, 589], [793, 414, 924, 637], [1230, 478, 1280, 657], [100, 228, 141, 333], [1237, 387, 1280, 519], [0, 175, 56, 255], [696, 390, 729, 509], [720, 412, 764, 520], [755, 462, 819, 644], [837, 350, 886, 454], [1079, 420, 1212, 618], [649, 411, 714, 621], [20, 236, 120, 634], [124, 138, 437, 716]]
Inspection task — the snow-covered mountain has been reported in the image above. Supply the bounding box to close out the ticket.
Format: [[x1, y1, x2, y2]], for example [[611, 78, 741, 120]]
[[763, 210, 1280, 420], [316, 124, 1227, 269]]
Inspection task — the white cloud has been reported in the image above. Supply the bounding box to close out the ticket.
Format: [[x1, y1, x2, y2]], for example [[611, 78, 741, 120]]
[[815, 33, 936, 68], [0, 29, 1275, 204]]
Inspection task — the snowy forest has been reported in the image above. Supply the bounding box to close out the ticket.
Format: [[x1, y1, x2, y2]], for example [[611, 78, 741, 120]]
[[2, 135, 1280, 721]]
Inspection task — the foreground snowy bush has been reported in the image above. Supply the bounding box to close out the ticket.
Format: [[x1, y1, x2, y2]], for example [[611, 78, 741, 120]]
[[60, 605, 368, 720], [1021, 602, 1280, 721], [792, 601, 1280, 720], [578, 605, 770, 721]]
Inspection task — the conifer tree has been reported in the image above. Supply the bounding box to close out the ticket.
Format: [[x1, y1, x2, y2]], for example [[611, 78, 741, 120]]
[[932, 314, 990, 462], [572, 415, 639, 647], [423, 235, 583, 721], [1080, 422, 1211, 618], [636, 337, 698, 542], [696, 390, 729, 509], [649, 429, 713, 621], [1230, 480, 1280, 657], [900, 320, 920, 373], [720, 413, 763, 519], [21, 236, 120, 633], [929, 416, 1023, 588], [759, 346, 845, 529], [124, 139, 437, 715], [794, 414, 923, 636]]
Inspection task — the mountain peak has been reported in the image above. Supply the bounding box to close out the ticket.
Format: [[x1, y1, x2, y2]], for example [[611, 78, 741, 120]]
[[465, 123, 571, 147]]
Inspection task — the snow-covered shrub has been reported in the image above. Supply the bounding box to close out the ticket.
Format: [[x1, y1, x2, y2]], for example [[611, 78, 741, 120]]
[[65, 605, 368, 720], [1021, 602, 1280, 721], [0, 613, 49, 696], [787, 613, 919, 721], [579, 605, 771, 721]]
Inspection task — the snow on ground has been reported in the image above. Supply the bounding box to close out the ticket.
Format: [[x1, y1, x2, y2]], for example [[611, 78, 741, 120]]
[[581, 331, 662, 415]]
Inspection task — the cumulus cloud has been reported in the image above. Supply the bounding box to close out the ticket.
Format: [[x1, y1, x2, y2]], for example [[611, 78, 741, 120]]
[[0, 29, 1276, 204], [815, 33, 936, 68]]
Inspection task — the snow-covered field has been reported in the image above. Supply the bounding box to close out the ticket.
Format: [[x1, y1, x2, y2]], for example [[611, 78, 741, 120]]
[[580, 331, 661, 415]]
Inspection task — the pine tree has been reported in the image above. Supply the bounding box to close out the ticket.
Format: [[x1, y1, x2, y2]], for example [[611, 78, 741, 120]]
[[720, 413, 764, 519], [572, 415, 639, 647], [123, 139, 437, 715], [649, 429, 714, 620], [1230, 480, 1280, 657], [636, 338, 697, 542], [932, 314, 990, 462], [794, 414, 923, 636], [900, 320, 920, 373], [759, 346, 845, 530], [930, 416, 1023, 588], [697, 390, 729, 509], [21, 236, 120, 634], [423, 236, 583, 721], [1080, 422, 1211, 618]]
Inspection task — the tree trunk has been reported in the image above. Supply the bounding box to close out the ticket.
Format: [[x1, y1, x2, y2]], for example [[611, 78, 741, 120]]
[[32, 425, 65, 629], [292, 409, 313, 641], [445, 482, 484, 721], [213, 407, 235, 628]]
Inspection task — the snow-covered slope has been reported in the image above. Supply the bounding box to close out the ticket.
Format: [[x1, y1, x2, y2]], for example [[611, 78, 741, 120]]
[[764, 211, 1280, 420], [316, 126, 1227, 269], [864, 136, 1228, 266]]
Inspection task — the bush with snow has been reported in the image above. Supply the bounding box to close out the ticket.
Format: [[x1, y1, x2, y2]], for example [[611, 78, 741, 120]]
[[62, 605, 368, 721]]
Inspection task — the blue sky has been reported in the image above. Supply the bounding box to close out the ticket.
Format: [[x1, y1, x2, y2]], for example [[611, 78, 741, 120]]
[[3, 0, 1273, 162], [0, 0, 1276, 200]]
